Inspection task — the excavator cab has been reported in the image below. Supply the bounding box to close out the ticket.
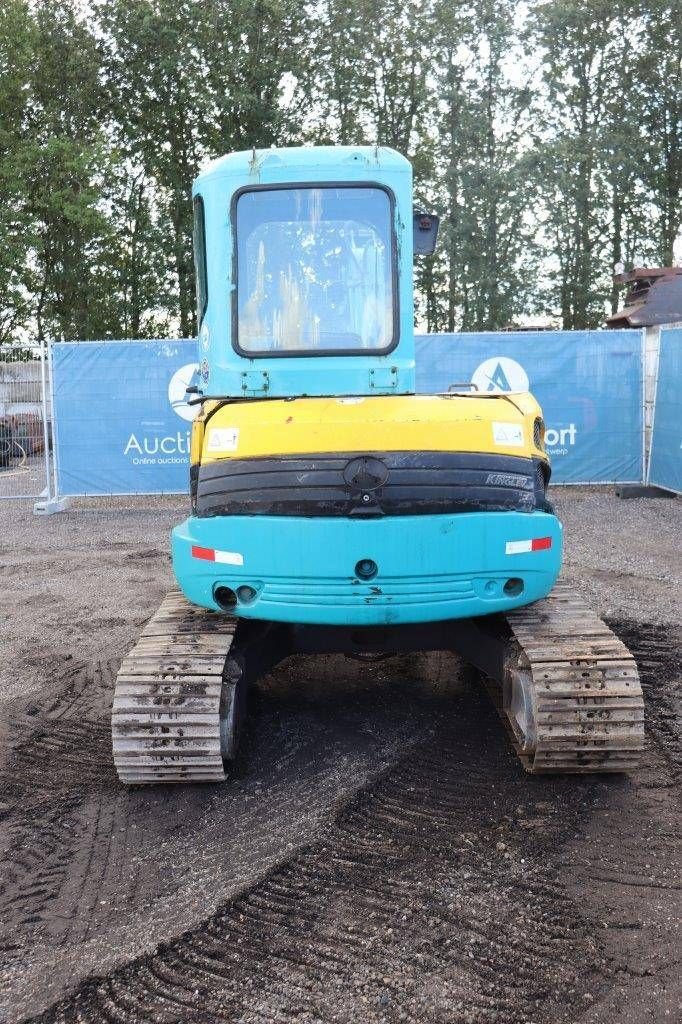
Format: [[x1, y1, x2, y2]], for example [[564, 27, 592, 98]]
[[111, 148, 643, 786], [189, 147, 415, 399]]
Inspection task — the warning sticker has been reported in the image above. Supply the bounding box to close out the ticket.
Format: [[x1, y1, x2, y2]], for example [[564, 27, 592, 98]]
[[492, 422, 524, 447], [207, 427, 240, 452]]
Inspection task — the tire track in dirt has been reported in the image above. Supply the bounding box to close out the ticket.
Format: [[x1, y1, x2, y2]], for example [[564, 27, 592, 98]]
[[0, 660, 119, 950], [565, 620, 682, 1024], [27, 686, 610, 1024], [1, 649, 467, 1020], [6, 622, 681, 1024], [607, 620, 681, 779]]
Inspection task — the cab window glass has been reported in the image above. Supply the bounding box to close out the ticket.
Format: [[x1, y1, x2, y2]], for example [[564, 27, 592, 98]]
[[235, 186, 395, 354]]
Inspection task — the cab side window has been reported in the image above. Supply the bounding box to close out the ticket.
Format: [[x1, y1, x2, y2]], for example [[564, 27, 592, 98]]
[[193, 196, 208, 327]]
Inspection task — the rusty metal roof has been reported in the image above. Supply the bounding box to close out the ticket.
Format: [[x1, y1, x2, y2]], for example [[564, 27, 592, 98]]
[[606, 267, 682, 328]]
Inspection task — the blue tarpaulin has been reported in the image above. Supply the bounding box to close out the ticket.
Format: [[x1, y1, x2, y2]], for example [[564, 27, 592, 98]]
[[648, 327, 682, 494], [52, 340, 198, 495], [415, 331, 645, 484], [52, 330, 646, 496]]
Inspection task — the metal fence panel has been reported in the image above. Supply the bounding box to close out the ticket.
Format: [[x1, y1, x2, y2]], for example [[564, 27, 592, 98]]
[[0, 340, 51, 500], [647, 327, 682, 494], [52, 339, 196, 496], [415, 330, 645, 484]]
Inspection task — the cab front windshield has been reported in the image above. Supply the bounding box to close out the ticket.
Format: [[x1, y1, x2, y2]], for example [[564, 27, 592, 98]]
[[235, 186, 395, 355]]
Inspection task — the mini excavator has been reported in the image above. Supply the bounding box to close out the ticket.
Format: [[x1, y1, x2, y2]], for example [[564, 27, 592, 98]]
[[112, 147, 643, 783]]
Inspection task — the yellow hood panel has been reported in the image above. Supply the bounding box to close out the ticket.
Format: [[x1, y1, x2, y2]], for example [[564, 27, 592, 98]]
[[199, 393, 546, 462]]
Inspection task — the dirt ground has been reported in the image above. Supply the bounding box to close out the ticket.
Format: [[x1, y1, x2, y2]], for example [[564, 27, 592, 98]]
[[0, 489, 679, 1024]]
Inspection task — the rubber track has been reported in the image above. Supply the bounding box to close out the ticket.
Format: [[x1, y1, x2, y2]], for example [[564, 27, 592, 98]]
[[494, 581, 645, 773], [112, 582, 644, 783], [111, 591, 236, 784]]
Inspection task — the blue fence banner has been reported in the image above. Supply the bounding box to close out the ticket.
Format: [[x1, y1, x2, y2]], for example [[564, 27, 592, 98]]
[[416, 331, 645, 484], [52, 340, 199, 495], [648, 328, 682, 493], [52, 330, 646, 496]]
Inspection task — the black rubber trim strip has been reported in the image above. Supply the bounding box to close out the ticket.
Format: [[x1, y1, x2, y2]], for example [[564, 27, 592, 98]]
[[195, 451, 552, 518]]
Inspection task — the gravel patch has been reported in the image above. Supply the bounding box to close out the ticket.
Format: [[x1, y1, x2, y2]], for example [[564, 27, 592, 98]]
[[0, 485, 679, 1024]]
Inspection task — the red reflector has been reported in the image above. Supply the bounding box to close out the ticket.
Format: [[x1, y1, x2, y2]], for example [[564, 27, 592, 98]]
[[191, 545, 215, 561], [531, 536, 552, 551]]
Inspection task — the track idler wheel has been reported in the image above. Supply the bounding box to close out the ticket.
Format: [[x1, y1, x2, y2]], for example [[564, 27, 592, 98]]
[[219, 658, 248, 761], [503, 656, 538, 756]]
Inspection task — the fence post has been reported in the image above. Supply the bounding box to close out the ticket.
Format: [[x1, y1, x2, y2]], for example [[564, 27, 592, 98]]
[[33, 339, 72, 515], [39, 336, 52, 503]]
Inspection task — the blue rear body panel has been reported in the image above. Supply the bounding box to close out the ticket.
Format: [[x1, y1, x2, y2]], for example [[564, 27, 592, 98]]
[[172, 511, 562, 626]]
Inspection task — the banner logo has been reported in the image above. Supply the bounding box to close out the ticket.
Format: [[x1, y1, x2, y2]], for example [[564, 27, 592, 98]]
[[472, 356, 529, 393], [168, 363, 200, 421]]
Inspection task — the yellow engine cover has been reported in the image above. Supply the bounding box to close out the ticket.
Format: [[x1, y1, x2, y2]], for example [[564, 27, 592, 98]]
[[194, 393, 547, 465]]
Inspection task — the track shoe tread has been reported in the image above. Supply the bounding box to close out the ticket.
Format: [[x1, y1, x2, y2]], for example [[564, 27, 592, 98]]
[[111, 591, 236, 784], [497, 581, 645, 773]]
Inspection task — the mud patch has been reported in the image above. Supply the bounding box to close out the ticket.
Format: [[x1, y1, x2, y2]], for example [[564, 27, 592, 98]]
[[2, 621, 680, 1024], [607, 618, 681, 777]]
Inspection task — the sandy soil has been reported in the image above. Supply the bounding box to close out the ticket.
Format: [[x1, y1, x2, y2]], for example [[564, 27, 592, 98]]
[[0, 488, 680, 1024]]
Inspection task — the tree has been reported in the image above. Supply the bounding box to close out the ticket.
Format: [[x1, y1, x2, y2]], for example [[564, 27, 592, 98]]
[[1, 0, 680, 340], [421, 1, 541, 331], [636, 0, 682, 265], [202, 0, 310, 152], [531, 0, 624, 328], [105, 164, 174, 338], [307, 2, 376, 145], [0, 0, 36, 344], [97, 0, 208, 337], [25, 1, 117, 341], [98, 0, 308, 338]]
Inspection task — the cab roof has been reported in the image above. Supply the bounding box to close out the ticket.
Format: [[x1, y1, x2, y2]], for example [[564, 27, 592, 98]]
[[195, 145, 410, 187]]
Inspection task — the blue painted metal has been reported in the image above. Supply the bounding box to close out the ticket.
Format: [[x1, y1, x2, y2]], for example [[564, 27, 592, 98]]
[[194, 146, 415, 398], [171, 510, 563, 625]]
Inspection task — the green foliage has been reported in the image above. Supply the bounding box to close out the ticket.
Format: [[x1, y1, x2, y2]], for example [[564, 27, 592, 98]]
[[0, 0, 36, 343], [0, 0, 679, 341], [426, 0, 543, 331], [635, 1, 682, 265], [96, 0, 308, 337]]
